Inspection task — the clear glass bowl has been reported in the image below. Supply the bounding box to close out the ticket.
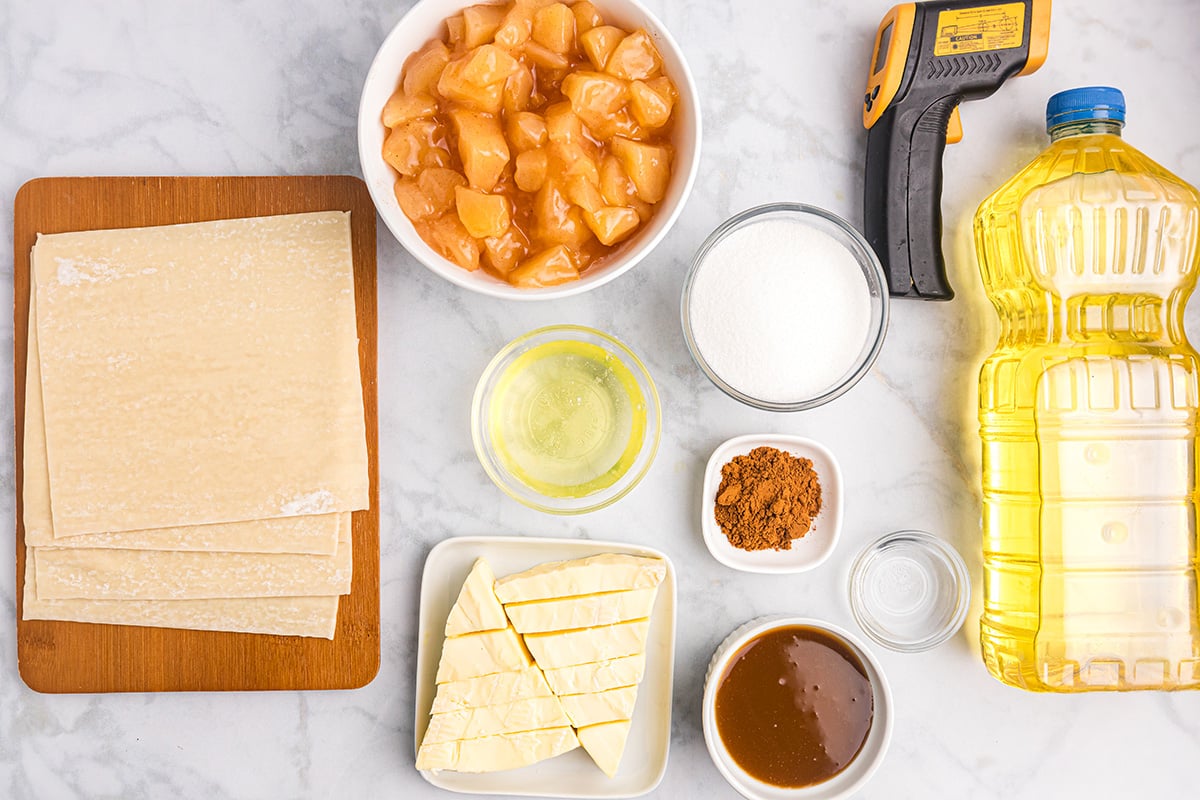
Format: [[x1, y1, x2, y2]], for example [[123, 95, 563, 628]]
[[471, 325, 661, 515], [849, 530, 971, 653], [680, 203, 889, 412]]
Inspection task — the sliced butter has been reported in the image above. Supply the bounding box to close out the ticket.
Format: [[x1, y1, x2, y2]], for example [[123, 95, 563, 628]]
[[558, 685, 639, 728], [445, 558, 508, 637], [504, 588, 659, 634], [423, 695, 571, 744], [523, 619, 650, 670], [431, 666, 553, 715], [494, 554, 666, 604], [436, 626, 531, 683], [416, 727, 580, 773], [577, 719, 633, 778], [541, 654, 647, 696]]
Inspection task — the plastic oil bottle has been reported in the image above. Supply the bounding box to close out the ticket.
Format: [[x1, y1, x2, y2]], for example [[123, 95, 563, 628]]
[[975, 87, 1200, 691]]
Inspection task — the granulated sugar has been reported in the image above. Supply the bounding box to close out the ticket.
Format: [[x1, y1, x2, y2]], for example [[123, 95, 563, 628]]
[[688, 217, 872, 404]]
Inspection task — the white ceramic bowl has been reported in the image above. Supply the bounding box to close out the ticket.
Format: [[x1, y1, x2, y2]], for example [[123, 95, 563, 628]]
[[358, 0, 702, 300], [701, 434, 843, 573], [703, 616, 893, 800]]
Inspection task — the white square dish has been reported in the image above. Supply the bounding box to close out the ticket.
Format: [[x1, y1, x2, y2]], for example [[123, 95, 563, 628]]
[[415, 535, 677, 797], [701, 434, 843, 574]]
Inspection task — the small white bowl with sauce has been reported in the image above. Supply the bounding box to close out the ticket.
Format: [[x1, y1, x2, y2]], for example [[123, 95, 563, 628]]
[[702, 616, 893, 800], [701, 434, 844, 573]]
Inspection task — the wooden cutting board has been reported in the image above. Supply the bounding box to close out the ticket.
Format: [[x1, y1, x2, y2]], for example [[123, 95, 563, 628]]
[[12, 175, 380, 692]]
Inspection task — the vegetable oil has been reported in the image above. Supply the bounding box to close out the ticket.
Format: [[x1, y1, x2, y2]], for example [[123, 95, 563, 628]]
[[975, 87, 1200, 691], [489, 340, 646, 498]]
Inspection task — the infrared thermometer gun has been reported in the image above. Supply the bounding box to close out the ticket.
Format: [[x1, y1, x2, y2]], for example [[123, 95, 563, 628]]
[[862, 0, 1050, 299]]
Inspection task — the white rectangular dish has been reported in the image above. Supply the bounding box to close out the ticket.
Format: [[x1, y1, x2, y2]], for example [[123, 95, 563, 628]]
[[414, 535, 676, 797]]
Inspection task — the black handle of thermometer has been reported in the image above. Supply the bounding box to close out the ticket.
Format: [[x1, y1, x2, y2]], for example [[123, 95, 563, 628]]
[[865, 96, 957, 300], [861, 0, 1050, 300]]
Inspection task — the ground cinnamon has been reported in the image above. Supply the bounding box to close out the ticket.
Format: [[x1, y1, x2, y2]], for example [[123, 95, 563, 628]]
[[714, 446, 822, 551]]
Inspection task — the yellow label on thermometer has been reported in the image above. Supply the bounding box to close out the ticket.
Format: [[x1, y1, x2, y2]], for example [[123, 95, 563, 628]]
[[933, 2, 1025, 56]]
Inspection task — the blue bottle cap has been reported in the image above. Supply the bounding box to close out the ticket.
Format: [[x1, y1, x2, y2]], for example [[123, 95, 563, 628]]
[[1046, 86, 1126, 132]]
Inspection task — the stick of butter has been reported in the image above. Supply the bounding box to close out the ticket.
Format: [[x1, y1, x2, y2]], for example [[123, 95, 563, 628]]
[[523, 620, 651, 670], [416, 727, 580, 773], [557, 685, 639, 728], [422, 695, 572, 744], [435, 626, 532, 683], [541, 654, 646, 696], [445, 558, 508, 637], [504, 588, 658, 634], [431, 666, 554, 715], [578, 720, 633, 779], [494, 554, 665, 604]]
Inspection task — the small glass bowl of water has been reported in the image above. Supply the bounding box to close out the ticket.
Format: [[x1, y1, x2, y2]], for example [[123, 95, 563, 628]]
[[471, 325, 662, 515], [849, 530, 970, 653]]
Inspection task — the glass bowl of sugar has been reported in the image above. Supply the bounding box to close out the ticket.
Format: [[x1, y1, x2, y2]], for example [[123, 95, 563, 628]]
[[681, 203, 889, 411]]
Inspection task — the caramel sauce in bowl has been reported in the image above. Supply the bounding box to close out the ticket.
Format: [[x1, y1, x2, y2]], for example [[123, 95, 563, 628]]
[[702, 616, 893, 800]]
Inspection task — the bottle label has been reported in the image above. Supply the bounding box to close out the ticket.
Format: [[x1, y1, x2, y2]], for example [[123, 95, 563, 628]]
[[933, 3, 1025, 57]]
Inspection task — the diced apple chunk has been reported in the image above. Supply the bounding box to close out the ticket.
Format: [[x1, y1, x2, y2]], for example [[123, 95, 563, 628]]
[[503, 64, 535, 113], [630, 196, 653, 222], [544, 102, 587, 145], [394, 178, 438, 220], [438, 56, 504, 113], [382, 90, 439, 128], [645, 76, 677, 103], [565, 173, 605, 214], [482, 225, 530, 275], [585, 107, 645, 142], [628, 80, 673, 128], [584, 205, 640, 245], [610, 136, 670, 203], [572, 1, 604, 33], [534, 181, 590, 247], [551, 141, 600, 185], [604, 30, 662, 81], [562, 71, 629, 131], [424, 213, 481, 271], [383, 119, 446, 177], [463, 4, 506, 48], [580, 26, 623, 70], [446, 14, 467, 47], [522, 40, 570, 70], [455, 186, 511, 238], [418, 168, 467, 215], [515, 148, 549, 192], [532, 3, 576, 54], [507, 111, 548, 151], [509, 245, 579, 288], [460, 44, 520, 87], [448, 108, 511, 191], [599, 154, 637, 206], [493, 4, 533, 48], [403, 40, 451, 96]]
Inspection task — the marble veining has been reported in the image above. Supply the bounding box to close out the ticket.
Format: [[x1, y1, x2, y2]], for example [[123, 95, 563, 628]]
[[2, 0, 1200, 798]]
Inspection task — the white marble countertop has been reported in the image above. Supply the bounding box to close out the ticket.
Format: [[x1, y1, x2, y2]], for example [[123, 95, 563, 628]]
[[2, 0, 1200, 797]]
